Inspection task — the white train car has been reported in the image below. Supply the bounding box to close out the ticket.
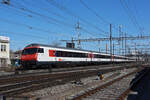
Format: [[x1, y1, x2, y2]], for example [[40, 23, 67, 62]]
[[20, 44, 135, 69]]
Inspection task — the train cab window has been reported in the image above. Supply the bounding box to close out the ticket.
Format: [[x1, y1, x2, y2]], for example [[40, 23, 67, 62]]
[[38, 48, 44, 53], [22, 48, 38, 55]]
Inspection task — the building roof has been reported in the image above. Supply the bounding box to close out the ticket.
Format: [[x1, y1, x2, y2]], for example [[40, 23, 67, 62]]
[[0, 36, 9, 43]]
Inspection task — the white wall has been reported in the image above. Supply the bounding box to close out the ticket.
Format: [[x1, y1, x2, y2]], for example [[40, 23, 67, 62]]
[[0, 42, 10, 58], [0, 42, 10, 66]]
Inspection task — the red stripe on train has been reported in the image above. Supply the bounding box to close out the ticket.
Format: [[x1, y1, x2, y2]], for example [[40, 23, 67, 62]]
[[21, 53, 37, 61]]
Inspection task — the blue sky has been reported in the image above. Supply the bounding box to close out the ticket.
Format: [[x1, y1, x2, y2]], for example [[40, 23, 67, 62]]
[[0, 0, 150, 54]]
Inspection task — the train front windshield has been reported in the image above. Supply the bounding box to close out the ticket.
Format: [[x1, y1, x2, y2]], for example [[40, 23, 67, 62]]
[[22, 48, 38, 55], [22, 48, 44, 55]]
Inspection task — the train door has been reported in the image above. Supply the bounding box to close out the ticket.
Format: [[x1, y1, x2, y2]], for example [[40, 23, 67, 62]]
[[49, 50, 56, 61], [37, 48, 44, 61], [88, 53, 94, 62]]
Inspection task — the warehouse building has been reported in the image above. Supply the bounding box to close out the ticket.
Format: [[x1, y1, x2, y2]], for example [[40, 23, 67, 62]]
[[0, 36, 10, 67]]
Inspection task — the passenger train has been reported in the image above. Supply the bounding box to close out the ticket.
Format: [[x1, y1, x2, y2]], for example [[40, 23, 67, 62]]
[[20, 44, 136, 69]]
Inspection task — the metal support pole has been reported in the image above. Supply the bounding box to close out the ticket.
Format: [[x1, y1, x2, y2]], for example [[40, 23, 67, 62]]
[[125, 33, 127, 56], [113, 43, 115, 64], [98, 41, 101, 52], [76, 21, 81, 49], [122, 32, 124, 55], [72, 37, 74, 48], [106, 43, 108, 54], [110, 24, 112, 61], [119, 25, 121, 55], [135, 43, 137, 61], [113, 43, 115, 56]]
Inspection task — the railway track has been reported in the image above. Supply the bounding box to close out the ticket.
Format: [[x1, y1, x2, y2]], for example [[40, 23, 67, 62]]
[[71, 68, 142, 100], [117, 67, 150, 100], [0, 64, 134, 86], [0, 66, 126, 97], [0, 64, 146, 99], [0, 63, 139, 80], [10, 67, 142, 100]]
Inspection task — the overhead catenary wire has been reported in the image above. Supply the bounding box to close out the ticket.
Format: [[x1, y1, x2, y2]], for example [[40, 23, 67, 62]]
[[79, 0, 120, 31], [80, 0, 109, 25], [0, 2, 74, 38], [0, 1, 76, 38], [0, 3, 61, 27], [1, 1, 76, 28], [128, 0, 145, 34], [0, 17, 73, 38], [0, 30, 47, 40], [0, 17, 54, 34], [79, 0, 137, 38], [0, 4, 73, 38], [46, 0, 109, 37], [12, 3, 74, 28], [21, 0, 67, 20], [80, 0, 134, 39], [120, 0, 143, 34], [1, 1, 98, 38], [12, 0, 96, 37], [0, 4, 33, 18]]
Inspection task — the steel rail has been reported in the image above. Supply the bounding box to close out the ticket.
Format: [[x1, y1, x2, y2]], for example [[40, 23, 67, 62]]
[[71, 69, 141, 100], [0, 66, 127, 86], [0, 67, 120, 97], [117, 67, 150, 100]]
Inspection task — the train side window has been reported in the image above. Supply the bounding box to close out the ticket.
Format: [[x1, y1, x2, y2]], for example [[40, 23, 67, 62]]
[[61, 51, 66, 57], [38, 48, 44, 53], [67, 52, 72, 57], [105, 55, 111, 58], [85, 53, 87, 57], [57, 51, 61, 57]]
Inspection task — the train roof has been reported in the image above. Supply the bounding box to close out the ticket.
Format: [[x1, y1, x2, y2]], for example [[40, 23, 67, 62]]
[[26, 43, 128, 58], [26, 43, 93, 52]]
